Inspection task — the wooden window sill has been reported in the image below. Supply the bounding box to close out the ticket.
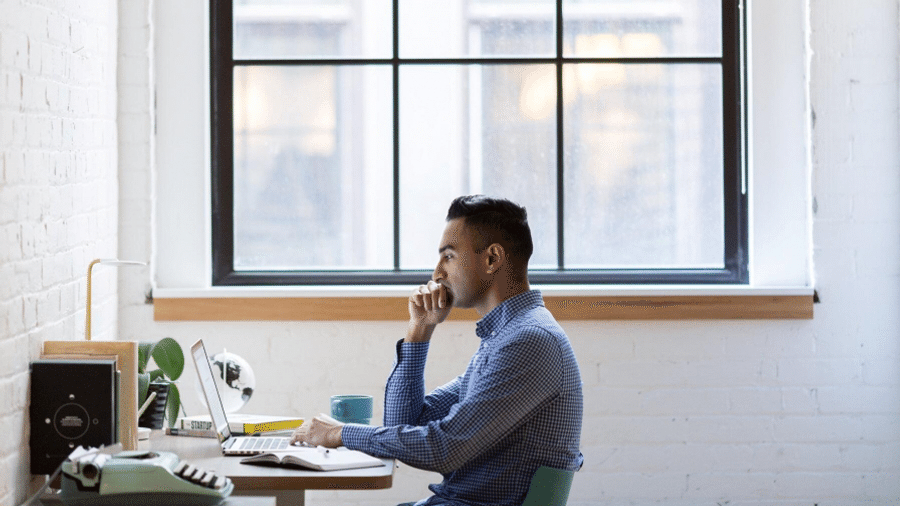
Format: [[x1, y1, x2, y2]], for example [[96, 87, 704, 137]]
[[153, 291, 813, 321]]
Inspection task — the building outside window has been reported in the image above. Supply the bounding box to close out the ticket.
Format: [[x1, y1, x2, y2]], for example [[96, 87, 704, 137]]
[[213, 0, 745, 286]]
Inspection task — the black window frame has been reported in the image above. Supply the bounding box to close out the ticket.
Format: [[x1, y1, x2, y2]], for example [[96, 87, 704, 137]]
[[211, 0, 748, 286]]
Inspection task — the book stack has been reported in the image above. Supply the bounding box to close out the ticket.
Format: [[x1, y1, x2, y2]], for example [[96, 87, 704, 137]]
[[176, 414, 304, 435], [41, 341, 140, 450]]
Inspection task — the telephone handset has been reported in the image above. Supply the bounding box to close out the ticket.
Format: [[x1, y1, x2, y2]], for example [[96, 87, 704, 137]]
[[58, 446, 233, 505]]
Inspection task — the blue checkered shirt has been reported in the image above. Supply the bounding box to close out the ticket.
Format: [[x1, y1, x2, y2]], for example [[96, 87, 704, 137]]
[[342, 290, 583, 506]]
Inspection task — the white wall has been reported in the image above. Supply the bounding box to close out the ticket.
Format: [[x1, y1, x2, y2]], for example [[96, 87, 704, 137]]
[[133, 1, 900, 505], [0, 0, 120, 502], [0, 0, 898, 505]]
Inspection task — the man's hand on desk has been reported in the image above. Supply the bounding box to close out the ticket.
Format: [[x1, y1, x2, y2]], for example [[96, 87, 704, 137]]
[[290, 414, 344, 448]]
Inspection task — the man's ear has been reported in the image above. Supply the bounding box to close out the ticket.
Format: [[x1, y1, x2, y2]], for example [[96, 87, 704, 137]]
[[485, 243, 506, 274]]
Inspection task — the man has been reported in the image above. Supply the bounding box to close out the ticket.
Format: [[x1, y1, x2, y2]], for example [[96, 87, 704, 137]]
[[293, 195, 583, 505]]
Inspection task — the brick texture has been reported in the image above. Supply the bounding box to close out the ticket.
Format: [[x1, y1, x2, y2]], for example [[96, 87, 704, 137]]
[[0, 0, 118, 502]]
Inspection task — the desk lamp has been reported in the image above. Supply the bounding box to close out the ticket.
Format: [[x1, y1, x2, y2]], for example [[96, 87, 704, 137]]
[[85, 258, 146, 340]]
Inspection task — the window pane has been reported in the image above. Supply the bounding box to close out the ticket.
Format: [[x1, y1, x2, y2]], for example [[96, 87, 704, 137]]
[[399, 0, 556, 58], [233, 65, 394, 270], [233, 0, 392, 59], [399, 65, 558, 270], [217, 1, 741, 284], [563, 63, 724, 269], [563, 0, 722, 57]]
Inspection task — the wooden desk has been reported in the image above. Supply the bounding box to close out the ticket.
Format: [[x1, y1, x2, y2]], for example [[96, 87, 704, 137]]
[[37, 495, 276, 506], [147, 430, 394, 506]]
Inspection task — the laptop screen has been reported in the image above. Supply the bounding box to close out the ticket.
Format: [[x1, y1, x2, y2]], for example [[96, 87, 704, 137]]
[[191, 339, 232, 443]]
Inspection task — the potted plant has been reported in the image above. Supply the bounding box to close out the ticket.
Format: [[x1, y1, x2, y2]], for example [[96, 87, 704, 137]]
[[138, 337, 185, 429]]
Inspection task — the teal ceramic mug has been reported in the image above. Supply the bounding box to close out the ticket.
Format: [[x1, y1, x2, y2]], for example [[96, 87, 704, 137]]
[[330, 394, 373, 424]]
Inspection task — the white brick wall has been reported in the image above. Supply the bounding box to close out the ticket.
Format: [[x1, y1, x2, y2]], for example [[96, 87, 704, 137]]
[[0, 1, 118, 503], [115, 0, 153, 314]]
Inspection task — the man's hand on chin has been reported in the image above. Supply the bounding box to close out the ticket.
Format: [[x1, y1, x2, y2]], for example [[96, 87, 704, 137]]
[[407, 280, 453, 342]]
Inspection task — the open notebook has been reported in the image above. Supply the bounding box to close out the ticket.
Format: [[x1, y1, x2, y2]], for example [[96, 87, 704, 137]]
[[240, 446, 385, 471]]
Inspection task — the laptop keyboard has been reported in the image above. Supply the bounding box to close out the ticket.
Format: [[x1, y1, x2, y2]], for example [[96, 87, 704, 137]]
[[238, 437, 290, 451]]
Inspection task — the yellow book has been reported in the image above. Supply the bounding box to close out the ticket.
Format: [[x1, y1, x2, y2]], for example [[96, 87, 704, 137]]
[[178, 413, 304, 434], [240, 417, 305, 434]]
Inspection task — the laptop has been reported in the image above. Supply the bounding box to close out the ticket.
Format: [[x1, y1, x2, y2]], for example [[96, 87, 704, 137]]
[[190, 339, 293, 455]]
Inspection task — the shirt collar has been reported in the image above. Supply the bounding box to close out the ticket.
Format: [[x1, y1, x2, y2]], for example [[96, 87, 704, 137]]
[[475, 290, 543, 340]]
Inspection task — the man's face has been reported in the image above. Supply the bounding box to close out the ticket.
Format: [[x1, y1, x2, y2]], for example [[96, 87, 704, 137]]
[[432, 218, 491, 309]]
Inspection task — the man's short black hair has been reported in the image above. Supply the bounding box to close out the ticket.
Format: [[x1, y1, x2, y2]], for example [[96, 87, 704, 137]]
[[446, 195, 534, 264]]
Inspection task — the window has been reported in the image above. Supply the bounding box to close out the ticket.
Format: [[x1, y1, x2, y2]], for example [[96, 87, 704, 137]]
[[210, 0, 747, 286]]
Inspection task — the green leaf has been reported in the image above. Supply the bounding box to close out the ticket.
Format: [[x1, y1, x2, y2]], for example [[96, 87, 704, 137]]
[[137, 342, 153, 373], [138, 372, 150, 408], [150, 337, 185, 381], [149, 370, 164, 382], [165, 383, 181, 428]]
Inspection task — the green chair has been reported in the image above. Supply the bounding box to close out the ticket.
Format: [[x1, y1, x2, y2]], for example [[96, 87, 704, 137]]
[[521, 466, 575, 506]]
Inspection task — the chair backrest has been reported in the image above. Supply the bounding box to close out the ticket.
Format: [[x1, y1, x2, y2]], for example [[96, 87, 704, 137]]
[[521, 466, 575, 506]]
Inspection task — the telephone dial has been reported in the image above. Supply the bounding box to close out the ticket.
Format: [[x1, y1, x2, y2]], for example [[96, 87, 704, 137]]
[[57, 446, 233, 505]]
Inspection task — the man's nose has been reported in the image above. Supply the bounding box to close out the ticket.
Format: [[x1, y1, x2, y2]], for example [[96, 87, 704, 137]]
[[433, 263, 445, 281]]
